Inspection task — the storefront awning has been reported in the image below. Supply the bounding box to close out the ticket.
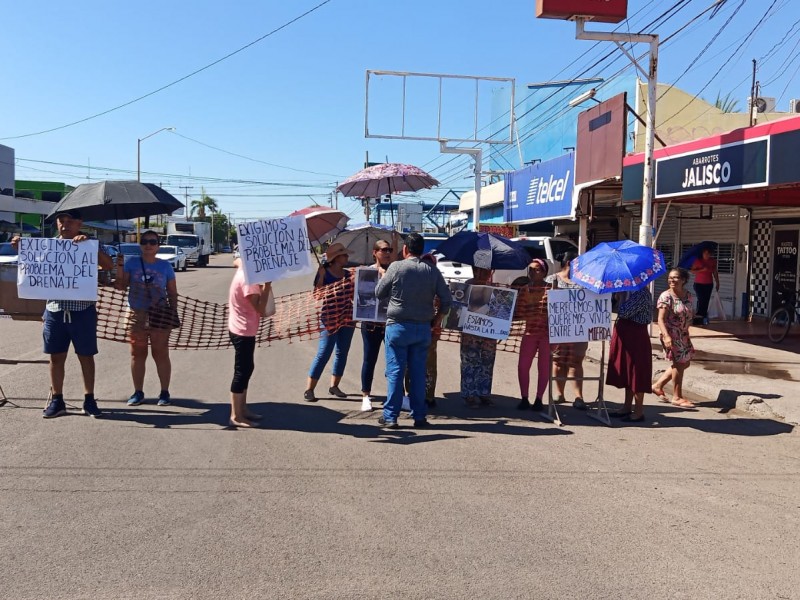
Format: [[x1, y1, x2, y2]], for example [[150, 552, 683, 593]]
[[623, 115, 800, 206]]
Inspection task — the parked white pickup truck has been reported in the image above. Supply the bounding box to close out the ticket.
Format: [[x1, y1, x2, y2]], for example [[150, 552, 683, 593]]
[[492, 236, 578, 285]]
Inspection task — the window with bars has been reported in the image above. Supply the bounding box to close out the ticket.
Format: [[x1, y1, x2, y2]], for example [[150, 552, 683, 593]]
[[679, 243, 734, 274]]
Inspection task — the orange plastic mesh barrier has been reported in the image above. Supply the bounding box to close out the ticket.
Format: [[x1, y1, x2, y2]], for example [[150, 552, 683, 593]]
[[95, 279, 551, 352]]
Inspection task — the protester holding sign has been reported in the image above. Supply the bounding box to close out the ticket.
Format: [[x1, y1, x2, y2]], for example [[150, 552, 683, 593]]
[[546, 252, 588, 410], [304, 243, 355, 402], [227, 253, 274, 428], [652, 268, 696, 409], [115, 230, 179, 407], [358, 239, 396, 412], [606, 288, 654, 423], [460, 267, 499, 408], [515, 258, 550, 412], [12, 209, 114, 419]]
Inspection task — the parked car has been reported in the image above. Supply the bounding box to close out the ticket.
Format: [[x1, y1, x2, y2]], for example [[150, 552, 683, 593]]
[[99, 245, 120, 284], [221, 245, 232, 253], [156, 245, 188, 271], [0, 242, 18, 265], [117, 243, 143, 259]]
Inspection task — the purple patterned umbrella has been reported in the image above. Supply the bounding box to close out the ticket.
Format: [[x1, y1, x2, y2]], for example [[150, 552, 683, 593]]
[[336, 163, 439, 198]]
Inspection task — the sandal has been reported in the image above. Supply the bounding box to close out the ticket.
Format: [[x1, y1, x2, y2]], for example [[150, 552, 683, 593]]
[[479, 396, 494, 407], [464, 397, 480, 409], [652, 388, 669, 403], [670, 398, 695, 409]]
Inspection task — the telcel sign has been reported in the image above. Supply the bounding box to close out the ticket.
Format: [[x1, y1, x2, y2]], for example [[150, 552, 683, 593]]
[[536, 0, 628, 24], [504, 153, 576, 224]]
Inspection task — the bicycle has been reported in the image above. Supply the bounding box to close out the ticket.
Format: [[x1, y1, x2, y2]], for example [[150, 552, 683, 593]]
[[767, 285, 799, 343]]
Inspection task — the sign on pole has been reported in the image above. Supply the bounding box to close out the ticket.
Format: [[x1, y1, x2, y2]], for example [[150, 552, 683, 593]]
[[547, 288, 611, 343], [17, 238, 99, 301], [236, 216, 315, 285]]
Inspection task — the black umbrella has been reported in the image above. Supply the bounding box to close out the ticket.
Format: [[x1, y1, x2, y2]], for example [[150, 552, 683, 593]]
[[46, 181, 184, 222], [436, 231, 530, 270], [678, 240, 718, 269]]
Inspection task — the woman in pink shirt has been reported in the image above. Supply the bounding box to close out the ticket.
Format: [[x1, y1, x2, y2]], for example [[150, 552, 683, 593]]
[[228, 255, 274, 428], [690, 248, 720, 325]]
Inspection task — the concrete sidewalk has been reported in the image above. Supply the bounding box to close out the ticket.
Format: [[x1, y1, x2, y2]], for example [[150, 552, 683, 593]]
[[588, 319, 800, 425]]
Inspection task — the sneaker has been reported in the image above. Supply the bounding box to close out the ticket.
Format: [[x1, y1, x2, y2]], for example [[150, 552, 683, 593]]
[[573, 397, 587, 410], [517, 397, 531, 410], [401, 395, 411, 411], [328, 385, 347, 398], [157, 390, 171, 406], [127, 390, 145, 406], [702, 317, 709, 326], [43, 396, 67, 419], [531, 396, 544, 411], [413, 419, 430, 428], [82, 395, 102, 418], [303, 389, 318, 403], [378, 416, 399, 429], [426, 398, 437, 408], [360, 396, 374, 412]]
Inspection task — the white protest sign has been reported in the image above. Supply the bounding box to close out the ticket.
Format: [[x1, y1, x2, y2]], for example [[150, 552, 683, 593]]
[[237, 216, 315, 285], [17, 238, 99, 301], [460, 284, 518, 341], [547, 288, 612, 343]]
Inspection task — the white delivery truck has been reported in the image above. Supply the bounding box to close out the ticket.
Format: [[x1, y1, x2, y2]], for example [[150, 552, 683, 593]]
[[164, 221, 213, 267]]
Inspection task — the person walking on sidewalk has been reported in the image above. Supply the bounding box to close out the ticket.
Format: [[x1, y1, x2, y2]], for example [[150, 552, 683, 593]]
[[116, 230, 179, 407], [13, 209, 114, 419], [690, 247, 719, 325], [227, 253, 274, 427], [375, 233, 451, 429], [652, 267, 696, 408], [304, 243, 355, 402], [515, 258, 550, 412]]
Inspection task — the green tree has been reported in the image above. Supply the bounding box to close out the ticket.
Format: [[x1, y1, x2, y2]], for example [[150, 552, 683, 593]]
[[714, 91, 739, 113], [190, 188, 219, 219]]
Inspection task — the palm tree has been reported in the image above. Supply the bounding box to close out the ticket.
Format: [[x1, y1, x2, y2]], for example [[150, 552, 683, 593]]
[[190, 188, 218, 220], [714, 91, 739, 113]]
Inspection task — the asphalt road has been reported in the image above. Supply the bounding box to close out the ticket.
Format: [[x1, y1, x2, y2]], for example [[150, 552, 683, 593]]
[[1, 254, 798, 600]]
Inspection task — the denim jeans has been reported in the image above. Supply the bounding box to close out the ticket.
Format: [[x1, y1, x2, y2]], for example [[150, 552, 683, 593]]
[[383, 321, 431, 423], [308, 325, 355, 380], [360, 323, 385, 393]]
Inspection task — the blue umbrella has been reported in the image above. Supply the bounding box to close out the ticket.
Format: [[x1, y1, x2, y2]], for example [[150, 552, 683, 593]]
[[570, 240, 666, 294], [678, 240, 717, 269], [435, 231, 530, 270]]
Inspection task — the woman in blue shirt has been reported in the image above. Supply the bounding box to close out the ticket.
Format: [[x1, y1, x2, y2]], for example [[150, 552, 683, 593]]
[[116, 230, 179, 407]]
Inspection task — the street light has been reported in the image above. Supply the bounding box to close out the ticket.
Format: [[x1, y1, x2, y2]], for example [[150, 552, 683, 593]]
[[136, 127, 175, 238]]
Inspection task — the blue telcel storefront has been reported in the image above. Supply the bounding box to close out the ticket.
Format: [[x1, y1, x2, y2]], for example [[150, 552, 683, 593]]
[[504, 153, 576, 224]]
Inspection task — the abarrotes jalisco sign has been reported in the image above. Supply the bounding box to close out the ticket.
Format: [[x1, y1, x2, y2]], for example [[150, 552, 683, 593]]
[[654, 137, 768, 199]]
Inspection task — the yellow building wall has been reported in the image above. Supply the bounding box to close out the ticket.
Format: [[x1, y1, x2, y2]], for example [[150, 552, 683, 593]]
[[632, 81, 793, 152]]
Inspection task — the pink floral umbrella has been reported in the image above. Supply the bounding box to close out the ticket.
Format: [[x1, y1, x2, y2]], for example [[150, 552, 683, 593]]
[[289, 206, 349, 246], [336, 163, 439, 198]]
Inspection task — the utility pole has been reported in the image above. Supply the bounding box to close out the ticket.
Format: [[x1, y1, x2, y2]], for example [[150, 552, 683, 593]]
[[179, 186, 193, 220]]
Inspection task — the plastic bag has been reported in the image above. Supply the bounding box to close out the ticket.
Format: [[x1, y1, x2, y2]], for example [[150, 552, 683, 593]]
[[707, 288, 726, 321]]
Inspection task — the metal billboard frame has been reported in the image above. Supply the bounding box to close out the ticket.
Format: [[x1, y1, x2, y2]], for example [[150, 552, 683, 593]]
[[365, 70, 516, 145]]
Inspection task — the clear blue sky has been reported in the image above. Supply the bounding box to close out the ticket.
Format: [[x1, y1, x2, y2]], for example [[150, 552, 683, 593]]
[[2, 0, 798, 223]]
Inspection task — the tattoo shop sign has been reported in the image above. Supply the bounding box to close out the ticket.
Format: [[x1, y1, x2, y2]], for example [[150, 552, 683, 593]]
[[237, 216, 315, 285], [17, 238, 99, 301], [547, 288, 611, 343]]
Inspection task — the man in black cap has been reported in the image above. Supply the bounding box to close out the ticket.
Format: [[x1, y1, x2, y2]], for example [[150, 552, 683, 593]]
[[13, 209, 115, 418]]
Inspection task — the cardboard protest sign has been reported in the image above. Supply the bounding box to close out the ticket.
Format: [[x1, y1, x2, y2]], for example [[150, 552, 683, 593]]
[[443, 282, 518, 340], [17, 238, 99, 301], [237, 216, 315, 285], [547, 288, 612, 343], [352, 267, 389, 323]]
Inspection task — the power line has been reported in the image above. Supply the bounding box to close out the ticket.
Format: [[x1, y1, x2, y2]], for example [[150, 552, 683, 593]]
[[0, 1, 333, 140]]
